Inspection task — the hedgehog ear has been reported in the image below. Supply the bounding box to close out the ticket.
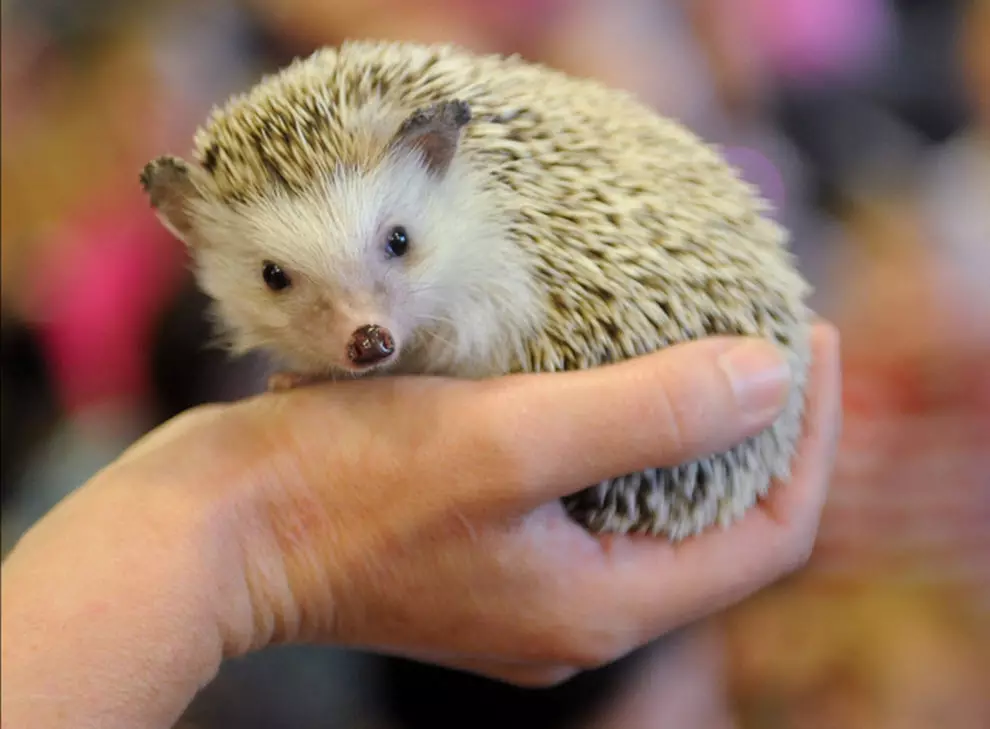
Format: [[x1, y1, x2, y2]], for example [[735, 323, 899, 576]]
[[140, 155, 207, 244], [389, 100, 472, 178]]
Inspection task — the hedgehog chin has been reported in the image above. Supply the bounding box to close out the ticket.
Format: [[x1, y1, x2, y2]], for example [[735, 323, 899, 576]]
[[347, 356, 398, 374]]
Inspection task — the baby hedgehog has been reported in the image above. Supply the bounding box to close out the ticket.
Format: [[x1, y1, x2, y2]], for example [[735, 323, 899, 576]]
[[140, 40, 812, 540]]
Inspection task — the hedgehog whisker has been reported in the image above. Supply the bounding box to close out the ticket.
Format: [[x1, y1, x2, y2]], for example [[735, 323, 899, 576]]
[[412, 325, 459, 354], [419, 327, 458, 349], [407, 283, 452, 297], [412, 312, 457, 326]]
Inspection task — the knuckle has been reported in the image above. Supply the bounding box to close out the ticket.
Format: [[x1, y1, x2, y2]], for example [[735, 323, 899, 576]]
[[502, 665, 579, 689], [542, 626, 627, 671], [170, 401, 227, 429], [778, 521, 820, 574], [792, 528, 820, 568], [652, 379, 688, 457], [466, 382, 539, 492]]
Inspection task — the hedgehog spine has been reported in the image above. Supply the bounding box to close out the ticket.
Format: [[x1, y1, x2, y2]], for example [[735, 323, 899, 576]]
[[140, 40, 813, 540]]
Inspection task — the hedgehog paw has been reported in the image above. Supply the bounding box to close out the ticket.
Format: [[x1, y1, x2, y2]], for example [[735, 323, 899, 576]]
[[267, 371, 325, 392]]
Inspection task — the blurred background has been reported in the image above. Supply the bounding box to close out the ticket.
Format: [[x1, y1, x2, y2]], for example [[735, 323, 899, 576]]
[[2, 0, 988, 727]]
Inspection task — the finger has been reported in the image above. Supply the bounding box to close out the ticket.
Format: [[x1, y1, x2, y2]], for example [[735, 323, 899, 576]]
[[462, 335, 793, 505], [760, 324, 842, 533], [580, 323, 841, 640], [388, 647, 578, 688]]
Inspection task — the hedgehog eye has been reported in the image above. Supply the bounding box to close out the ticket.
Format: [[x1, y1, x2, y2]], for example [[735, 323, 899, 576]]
[[385, 226, 410, 259], [262, 261, 291, 291]]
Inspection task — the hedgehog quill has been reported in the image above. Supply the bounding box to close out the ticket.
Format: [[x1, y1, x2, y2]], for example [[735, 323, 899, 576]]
[[140, 40, 812, 540]]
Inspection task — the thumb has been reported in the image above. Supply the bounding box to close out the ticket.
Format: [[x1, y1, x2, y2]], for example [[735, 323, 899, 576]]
[[466, 336, 793, 505]]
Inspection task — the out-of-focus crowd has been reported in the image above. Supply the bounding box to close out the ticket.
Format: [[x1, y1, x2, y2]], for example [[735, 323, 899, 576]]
[[2, 1, 988, 727]]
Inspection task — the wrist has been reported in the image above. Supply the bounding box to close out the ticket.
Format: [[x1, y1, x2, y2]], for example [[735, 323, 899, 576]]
[[0, 468, 233, 728]]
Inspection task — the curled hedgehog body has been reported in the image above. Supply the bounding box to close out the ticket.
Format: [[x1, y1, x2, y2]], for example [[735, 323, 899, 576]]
[[141, 40, 812, 540]]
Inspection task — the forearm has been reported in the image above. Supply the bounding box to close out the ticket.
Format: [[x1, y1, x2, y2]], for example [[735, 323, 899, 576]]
[[0, 475, 232, 729]]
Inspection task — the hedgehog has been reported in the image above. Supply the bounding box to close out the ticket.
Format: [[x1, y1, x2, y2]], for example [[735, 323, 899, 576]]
[[139, 40, 812, 541]]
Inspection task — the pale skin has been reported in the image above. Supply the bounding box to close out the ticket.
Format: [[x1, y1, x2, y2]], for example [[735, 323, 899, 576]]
[[1, 323, 840, 729]]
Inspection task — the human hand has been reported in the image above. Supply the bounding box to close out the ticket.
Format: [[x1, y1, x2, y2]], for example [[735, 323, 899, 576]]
[[1, 323, 840, 728], [224, 323, 838, 686]]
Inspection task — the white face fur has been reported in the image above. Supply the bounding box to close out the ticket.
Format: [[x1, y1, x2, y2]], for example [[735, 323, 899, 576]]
[[195, 150, 536, 377], [143, 102, 541, 379]]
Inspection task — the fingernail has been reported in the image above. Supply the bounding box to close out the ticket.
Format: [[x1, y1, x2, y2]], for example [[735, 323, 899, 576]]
[[718, 340, 790, 418]]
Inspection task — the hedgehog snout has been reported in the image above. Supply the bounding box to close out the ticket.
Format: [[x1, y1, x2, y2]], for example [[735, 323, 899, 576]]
[[346, 324, 396, 366]]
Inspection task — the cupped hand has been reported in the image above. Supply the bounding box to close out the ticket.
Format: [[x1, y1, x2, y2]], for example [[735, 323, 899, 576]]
[[138, 322, 838, 674], [1, 323, 840, 728]]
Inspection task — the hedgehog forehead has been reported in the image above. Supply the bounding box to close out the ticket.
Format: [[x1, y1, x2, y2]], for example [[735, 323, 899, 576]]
[[206, 150, 439, 284], [187, 39, 491, 205], [193, 90, 411, 205]]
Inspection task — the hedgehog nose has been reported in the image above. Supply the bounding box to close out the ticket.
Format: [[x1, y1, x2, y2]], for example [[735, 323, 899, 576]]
[[347, 324, 395, 366]]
